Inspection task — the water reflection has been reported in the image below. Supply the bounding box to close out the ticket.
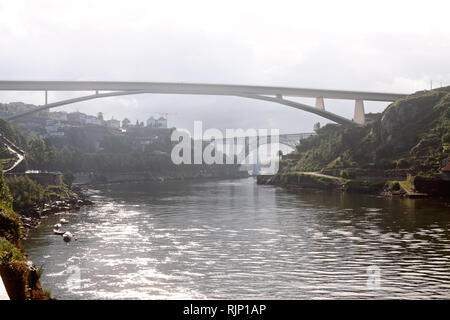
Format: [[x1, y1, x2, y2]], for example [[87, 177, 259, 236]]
[[23, 178, 450, 299]]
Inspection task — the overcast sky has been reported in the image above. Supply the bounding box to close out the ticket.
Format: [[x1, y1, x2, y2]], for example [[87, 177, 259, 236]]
[[1, 0, 449, 133]]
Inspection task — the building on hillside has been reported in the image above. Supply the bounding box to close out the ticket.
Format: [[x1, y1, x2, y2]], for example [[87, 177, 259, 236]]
[[86, 115, 103, 125], [67, 111, 87, 125], [48, 111, 68, 121], [15, 116, 47, 133], [106, 119, 120, 129], [43, 120, 64, 137], [45, 120, 60, 133], [146, 116, 157, 127], [156, 117, 167, 128], [146, 116, 167, 128], [6, 102, 32, 113]]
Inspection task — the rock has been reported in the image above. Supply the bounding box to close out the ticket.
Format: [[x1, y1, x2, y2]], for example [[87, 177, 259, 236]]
[[63, 232, 72, 242]]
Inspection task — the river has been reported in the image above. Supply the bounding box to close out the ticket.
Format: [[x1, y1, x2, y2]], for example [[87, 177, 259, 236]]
[[23, 177, 450, 299]]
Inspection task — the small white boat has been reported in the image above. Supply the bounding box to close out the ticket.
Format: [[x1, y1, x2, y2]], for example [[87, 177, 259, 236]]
[[54, 223, 62, 229], [60, 218, 69, 225], [63, 232, 72, 242], [53, 229, 65, 235]]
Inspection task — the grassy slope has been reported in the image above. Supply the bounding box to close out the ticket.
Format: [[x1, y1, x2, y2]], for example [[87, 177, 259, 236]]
[[287, 87, 450, 176]]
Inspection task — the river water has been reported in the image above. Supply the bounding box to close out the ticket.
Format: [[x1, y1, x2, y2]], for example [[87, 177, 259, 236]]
[[23, 178, 450, 299]]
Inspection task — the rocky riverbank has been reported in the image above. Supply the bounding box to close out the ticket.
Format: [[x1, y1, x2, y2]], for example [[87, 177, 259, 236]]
[[257, 172, 450, 199], [269, 87, 450, 200], [17, 186, 93, 239]]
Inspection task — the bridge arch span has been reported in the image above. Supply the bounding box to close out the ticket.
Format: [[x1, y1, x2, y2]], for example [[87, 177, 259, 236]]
[[0, 81, 407, 126], [7, 90, 356, 126]]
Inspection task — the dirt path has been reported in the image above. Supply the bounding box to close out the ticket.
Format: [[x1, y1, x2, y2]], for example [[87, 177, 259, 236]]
[[0, 134, 25, 172]]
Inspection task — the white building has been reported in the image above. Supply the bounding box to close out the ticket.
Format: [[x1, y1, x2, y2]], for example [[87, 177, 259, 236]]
[[45, 120, 61, 133], [86, 115, 103, 125], [156, 117, 167, 128], [106, 119, 120, 129], [44, 120, 64, 137], [146, 116, 167, 128], [49, 111, 68, 121], [67, 111, 87, 125], [146, 116, 157, 127]]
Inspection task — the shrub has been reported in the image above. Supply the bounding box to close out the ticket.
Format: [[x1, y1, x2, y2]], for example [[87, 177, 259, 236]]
[[0, 167, 12, 207], [340, 169, 356, 179], [443, 132, 450, 144], [44, 289, 52, 299], [0, 237, 26, 264], [0, 204, 21, 242], [397, 158, 410, 169], [62, 170, 75, 187], [392, 182, 400, 191], [5, 175, 45, 210]]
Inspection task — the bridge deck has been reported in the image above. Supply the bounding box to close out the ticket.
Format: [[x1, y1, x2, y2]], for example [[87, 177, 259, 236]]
[[0, 81, 406, 102]]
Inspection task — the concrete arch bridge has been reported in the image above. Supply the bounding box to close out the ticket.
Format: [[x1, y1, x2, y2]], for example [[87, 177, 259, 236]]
[[0, 81, 406, 125]]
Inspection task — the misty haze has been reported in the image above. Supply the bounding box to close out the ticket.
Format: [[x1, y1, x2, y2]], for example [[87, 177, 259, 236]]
[[0, 0, 449, 309]]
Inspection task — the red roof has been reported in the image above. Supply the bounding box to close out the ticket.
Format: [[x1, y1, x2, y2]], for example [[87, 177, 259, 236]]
[[443, 162, 450, 172]]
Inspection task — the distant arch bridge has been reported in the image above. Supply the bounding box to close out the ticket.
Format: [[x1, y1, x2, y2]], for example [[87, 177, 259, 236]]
[[198, 132, 315, 174], [0, 81, 407, 125]]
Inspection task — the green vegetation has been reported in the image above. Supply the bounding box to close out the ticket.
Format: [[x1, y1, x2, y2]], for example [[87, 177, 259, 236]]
[[43, 289, 52, 299], [287, 87, 450, 176], [0, 237, 26, 264], [0, 166, 49, 299], [19, 134, 175, 173], [5, 175, 45, 211], [0, 203, 21, 243], [344, 180, 386, 193], [62, 170, 75, 187], [5, 174, 74, 211], [340, 169, 356, 179], [0, 167, 13, 207], [399, 180, 414, 191], [0, 118, 27, 149], [392, 181, 401, 191], [281, 172, 341, 189], [271, 87, 450, 196]]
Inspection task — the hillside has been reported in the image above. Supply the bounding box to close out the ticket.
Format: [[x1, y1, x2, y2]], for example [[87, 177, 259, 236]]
[[282, 87, 450, 174], [0, 118, 246, 181], [0, 167, 49, 300], [272, 87, 450, 196]]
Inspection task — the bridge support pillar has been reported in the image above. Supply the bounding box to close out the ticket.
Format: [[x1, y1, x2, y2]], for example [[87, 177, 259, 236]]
[[253, 150, 259, 175], [354, 99, 365, 125], [315, 97, 325, 110], [253, 136, 260, 175]]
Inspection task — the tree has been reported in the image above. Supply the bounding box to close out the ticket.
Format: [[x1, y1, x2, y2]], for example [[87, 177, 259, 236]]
[[0, 166, 13, 207], [63, 170, 75, 187], [28, 137, 49, 166], [277, 150, 283, 161], [313, 122, 321, 132], [122, 118, 131, 128]]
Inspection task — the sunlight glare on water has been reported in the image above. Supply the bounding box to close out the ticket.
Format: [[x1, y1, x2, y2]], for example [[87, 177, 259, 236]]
[[23, 178, 450, 299]]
